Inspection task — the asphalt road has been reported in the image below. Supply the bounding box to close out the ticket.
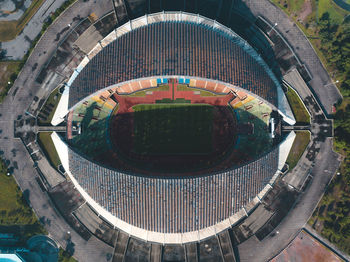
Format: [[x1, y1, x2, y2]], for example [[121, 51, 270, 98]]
[[0, 1, 344, 261], [238, 138, 341, 262], [1, 0, 67, 59], [235, 2, 343, 260], [242, 0, 342, 116], [1, 0, 113, 60], [0, 1, 116, 261]]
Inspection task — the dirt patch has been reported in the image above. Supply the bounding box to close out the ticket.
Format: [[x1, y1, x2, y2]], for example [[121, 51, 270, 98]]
[[298, 0, 312, 22], [272, 230, 343, 262]]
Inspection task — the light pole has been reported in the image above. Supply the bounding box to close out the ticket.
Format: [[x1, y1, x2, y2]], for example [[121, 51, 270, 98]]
[[268, 23, 278, 35], [68, 23, 79, 37], [324, 80, 339, 88]]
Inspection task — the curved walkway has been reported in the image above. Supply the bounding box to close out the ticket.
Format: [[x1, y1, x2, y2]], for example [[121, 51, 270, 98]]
[[241, 0, 342, 116], [1, 0, 112, 60], [0, 0, 343, 261], [0, 1, 116, 262], [236, 1, 343, 261], [238, 138, 341, 262]]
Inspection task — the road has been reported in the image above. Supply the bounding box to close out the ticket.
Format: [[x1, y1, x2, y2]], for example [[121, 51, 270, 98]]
[[1, 0, 67, 59], [0, 1, 116, 261], [238, 138, 341, 262], [0, 0, 344, 261], [242, 0, 342, 116]]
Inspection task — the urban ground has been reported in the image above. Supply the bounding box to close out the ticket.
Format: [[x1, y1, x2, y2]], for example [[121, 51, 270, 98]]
[[271, 0, 350, 255], [0, 157, 46, 244], [0, 0, 46, 41], [0, 0, 347, 260], [0, 156, 76, 259]]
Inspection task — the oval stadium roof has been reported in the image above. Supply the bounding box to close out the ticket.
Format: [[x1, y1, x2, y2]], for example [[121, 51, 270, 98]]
[[51, 12, 297, 244], [68, 13, 280, 109]]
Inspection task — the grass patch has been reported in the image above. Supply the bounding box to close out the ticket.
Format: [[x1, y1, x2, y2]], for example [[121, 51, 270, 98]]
[[286, 131, 311, 170], [285, 87, 310, 124], [132, 104, 213, 155], [271, 0, 350, 255], [38, 87, 62, 125], [0, 0, 46, 41], [318, 0, 348, 23], [0, 157, 46, 242], [58, 248, 78, 262], [199, 90, 218, 96], [289, 0, 306, 13], [308, 157, 350, 253], [177, 84, 224, 96], [0, 0, 76, 103], [37, 132, 61, 168], [0, 61, 21, 103], [127, 84, 170, 97], [0, 21, 18, 42], [0, 159, 36, 225]]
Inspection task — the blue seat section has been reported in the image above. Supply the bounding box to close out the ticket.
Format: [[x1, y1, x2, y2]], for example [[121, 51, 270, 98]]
[[157, 78, 162, 84], [185, 79, 190, 84], [68, 22, 278, 108], [68, 146, 279, 234], [179, 78, 184, 84], [163, 78, 168, 83]]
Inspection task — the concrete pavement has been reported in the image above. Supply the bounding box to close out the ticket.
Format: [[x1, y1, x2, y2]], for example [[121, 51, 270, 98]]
[[238, 138, 341, 262], [304, 225, 350, 262], [235, 2, 343, 260], [0, 0, 344, 261], [1, 0, 67, 59], [242, 0, 342, 116], [1, 0, 113, 60], [0, 0, 116, 261]]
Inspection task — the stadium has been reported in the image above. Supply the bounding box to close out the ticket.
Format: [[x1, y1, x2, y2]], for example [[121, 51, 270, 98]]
[[50, 12, 296, 244]]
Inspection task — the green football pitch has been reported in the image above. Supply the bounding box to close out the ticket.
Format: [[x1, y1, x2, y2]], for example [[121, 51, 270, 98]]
[[132, 104, 214, 155]]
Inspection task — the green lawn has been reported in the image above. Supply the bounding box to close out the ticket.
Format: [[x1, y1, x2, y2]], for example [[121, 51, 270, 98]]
[[308, 157, 350, 253], [289, 0, 306, 13], [38, 87, 62, 125], [318, 0, 349, 23], [270, 0, 307, 15], [270, 0, 350, 255], [0, 61, 21, 103], [286, 87, 310, 124], [0, 159, 36, 225], [128, 84, 170, 97], [69, 102, 110, 158], [286, 131, 311, 170], [271, 0, 348, 22], [0, 0, 46, 41], [37, 132, 61, 168], [132, 104, 213, 155], [0, 157, 46, 242], [58, 248, 78, 262]]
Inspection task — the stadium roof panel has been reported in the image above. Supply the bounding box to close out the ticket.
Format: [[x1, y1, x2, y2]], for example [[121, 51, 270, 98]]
[[67, 12, 281, 109], [52, 130, 296, 244], [49, 12, 297, 244]]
